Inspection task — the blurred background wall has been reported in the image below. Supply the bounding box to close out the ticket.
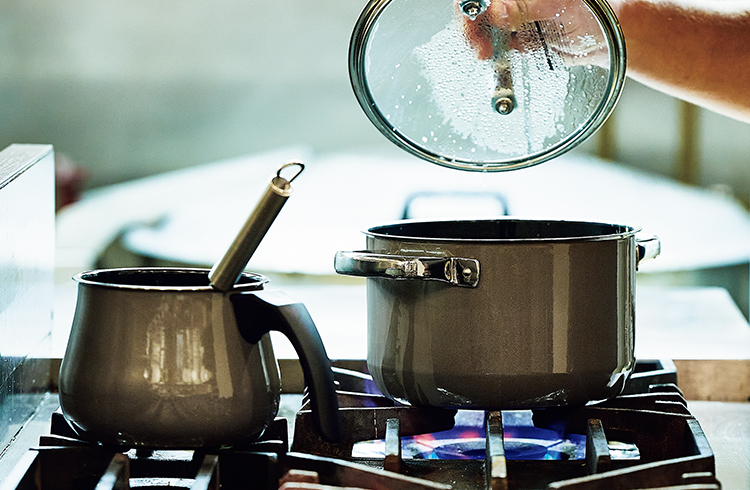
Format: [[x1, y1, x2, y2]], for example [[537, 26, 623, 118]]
[[0, 0, 748, 195], [0, 0, 383, 186]]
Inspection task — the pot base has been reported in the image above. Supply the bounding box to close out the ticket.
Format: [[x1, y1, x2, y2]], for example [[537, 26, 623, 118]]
[[372, 367, 631, 410], [59, 389, 278, 449]]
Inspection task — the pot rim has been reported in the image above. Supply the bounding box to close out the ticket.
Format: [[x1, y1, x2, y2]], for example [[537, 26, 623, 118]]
[[73, 267, 268, 291], [363, 218, 642, 243]]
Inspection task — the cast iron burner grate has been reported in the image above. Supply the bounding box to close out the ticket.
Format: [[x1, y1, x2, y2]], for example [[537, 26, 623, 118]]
[[1, 360, 721, 489], [293, 360, 721, 489]]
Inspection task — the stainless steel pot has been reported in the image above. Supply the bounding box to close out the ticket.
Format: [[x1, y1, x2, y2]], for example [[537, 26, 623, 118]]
[[58, 268, 340, 448], [335, 219, 659, 409]]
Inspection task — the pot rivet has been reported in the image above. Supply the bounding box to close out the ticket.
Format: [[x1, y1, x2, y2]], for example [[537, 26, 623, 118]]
[[462, 267, 473, 281]]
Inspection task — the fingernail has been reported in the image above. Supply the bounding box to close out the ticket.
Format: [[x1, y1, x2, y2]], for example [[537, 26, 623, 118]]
[[499, 2, 509, 18]]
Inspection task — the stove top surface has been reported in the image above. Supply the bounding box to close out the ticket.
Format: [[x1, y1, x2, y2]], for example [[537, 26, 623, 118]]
[[2, 359, 739, 490]]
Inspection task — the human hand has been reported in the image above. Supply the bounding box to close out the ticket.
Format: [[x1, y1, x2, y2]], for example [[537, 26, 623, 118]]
[[457, 0, 609, 66]]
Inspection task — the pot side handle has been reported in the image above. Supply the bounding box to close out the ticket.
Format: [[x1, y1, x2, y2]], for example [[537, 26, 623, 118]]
[[334, 251, 480, 287], [230, 290, 342, 443], [636, 234, 661, 269]]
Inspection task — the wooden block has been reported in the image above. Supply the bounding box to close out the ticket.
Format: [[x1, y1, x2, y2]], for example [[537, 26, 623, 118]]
[[0, 144, 55, 363]]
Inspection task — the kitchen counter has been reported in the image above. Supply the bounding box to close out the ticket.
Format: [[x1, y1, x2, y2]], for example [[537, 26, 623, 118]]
[[689, 401, 750, 488]]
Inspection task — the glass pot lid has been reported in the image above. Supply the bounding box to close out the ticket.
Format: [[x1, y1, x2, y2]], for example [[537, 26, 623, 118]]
[[349, 0, 626, 171]]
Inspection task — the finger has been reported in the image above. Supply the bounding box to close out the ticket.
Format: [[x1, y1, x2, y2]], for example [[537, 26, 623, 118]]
[[458, 3, 496, 59], [458, 0, 535, 59]]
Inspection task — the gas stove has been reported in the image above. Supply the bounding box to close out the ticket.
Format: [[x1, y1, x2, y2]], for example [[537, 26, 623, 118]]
[[1, 359, 720, 489]]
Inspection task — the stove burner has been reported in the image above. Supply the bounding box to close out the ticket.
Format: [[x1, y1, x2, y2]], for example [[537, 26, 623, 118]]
[[432, 438, 549, 460], [290, 360, 721, 489], [353, 411, 583, 461]]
